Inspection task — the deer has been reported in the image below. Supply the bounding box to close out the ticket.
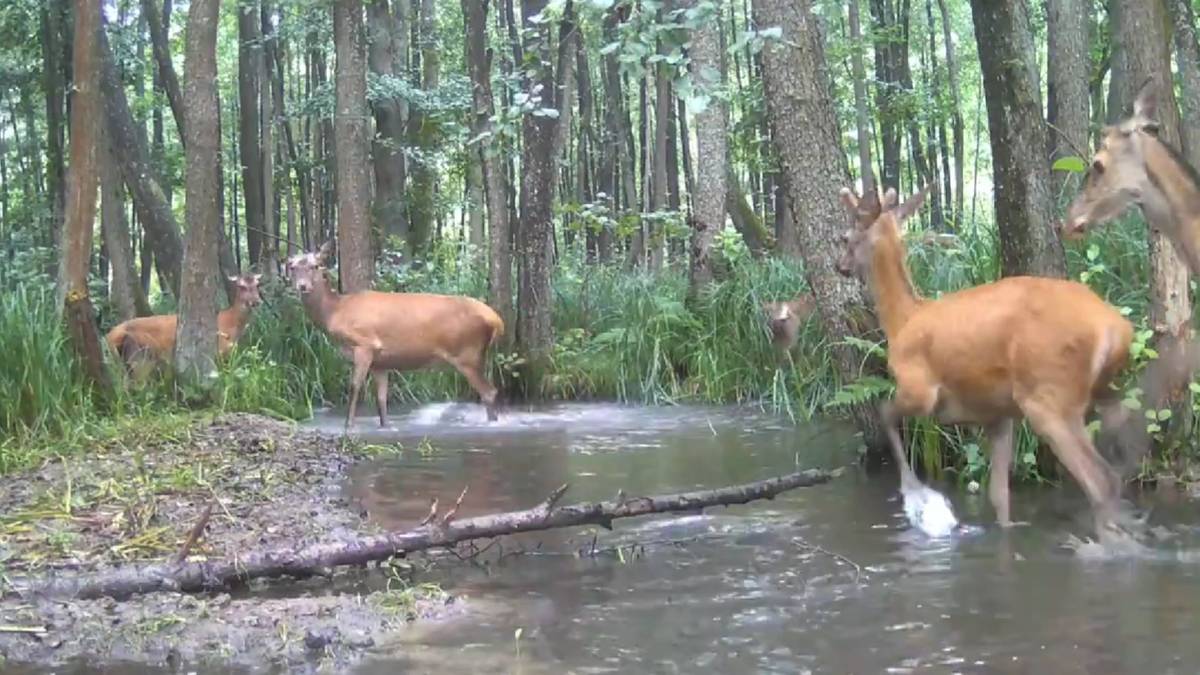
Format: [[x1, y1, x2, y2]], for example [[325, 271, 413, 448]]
[[283, 242, 504, 429], [837, 182, 1136, 541], [761, 293, 815, 362], [106, 273, 263, 376]]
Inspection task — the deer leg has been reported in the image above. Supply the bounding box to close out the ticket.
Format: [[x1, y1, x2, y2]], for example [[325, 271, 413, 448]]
[[881, 377, 938, 491], [985, 419, 1025, 527], [1020, 400, 1121, 537], [345, 347, 373, 431], [374, 369, 389, 428], [449, 355, 500, 422]]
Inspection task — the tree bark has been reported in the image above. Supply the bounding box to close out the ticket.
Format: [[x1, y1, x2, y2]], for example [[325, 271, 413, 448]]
[[260, 1, 277, 273], [935, 0, 964, 225], [407, 0, 440, 258], [755, 0, 884, 451], [1046, 0, 1091, 194], [62, 0, 112, 401], [868, 0, 902, 192], [685, 0, 727, 298], [141, 0, 185, 141], [517, 0, 562, 386], [597, 7, 624, 264], [366, 0, 410, 245], [1110, 0, 1193, 440], [969, 0, 1066, 278], [333, 0, 374, 292], [238, 0, 266, 269], [174, 0, 222, 388], [43, 0, 67, 247], [726, 172, 770, 256], [13, 468, 833, 601], [464, 0, 514, 337], [1167, 0, 1200, 167], [98, 26, 184, 299], [100, 121, 151, 321], [847, 0, 873, 190]]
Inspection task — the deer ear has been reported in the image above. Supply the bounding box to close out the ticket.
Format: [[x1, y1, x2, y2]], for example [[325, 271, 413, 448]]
[[838, 187, 860, 214], [228, 275, 239, 284], [1133, 78, 1159, 126], [882, 188, 898, 209], [252, 273, 263, 284], [316, 241, 333, 262], [896, 185, 931, 222]]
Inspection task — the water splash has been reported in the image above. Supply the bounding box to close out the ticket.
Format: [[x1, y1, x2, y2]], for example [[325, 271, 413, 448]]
[[899, 482, 958, 538]]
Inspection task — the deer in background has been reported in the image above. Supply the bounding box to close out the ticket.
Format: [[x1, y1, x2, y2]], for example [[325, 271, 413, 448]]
[[837, 183, 1135, 541], [106, 273, 263, 377], [283, 242, 504, 429], [761, 293, 815, 362]]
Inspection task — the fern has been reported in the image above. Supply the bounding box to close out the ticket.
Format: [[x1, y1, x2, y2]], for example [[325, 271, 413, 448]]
[[823, 376, 896, 410]]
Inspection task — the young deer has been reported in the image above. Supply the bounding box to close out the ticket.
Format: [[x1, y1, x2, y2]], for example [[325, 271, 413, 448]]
[[284, 243, 504, 429], [761, 293, 815, 361], [106, 273, 263, 376], [837, 184, 1134, 539]]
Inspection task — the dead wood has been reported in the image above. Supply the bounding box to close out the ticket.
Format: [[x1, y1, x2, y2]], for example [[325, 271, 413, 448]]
[[6, 468, 834, 602]]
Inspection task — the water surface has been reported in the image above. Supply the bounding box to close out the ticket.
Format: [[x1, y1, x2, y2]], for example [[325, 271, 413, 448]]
[[320, 402, 1200, 674]]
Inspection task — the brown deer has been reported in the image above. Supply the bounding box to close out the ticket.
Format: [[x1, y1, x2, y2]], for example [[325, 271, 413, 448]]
[[837, 183, 1135, 540], [1064, 79, 1200, 278], [761, 293, 815, 361], [283, 242, 504, 429], [106, 273, 263, 375]]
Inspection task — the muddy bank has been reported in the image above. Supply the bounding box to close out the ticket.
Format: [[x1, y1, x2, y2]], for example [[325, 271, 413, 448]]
[[0, 413, 461, 672]]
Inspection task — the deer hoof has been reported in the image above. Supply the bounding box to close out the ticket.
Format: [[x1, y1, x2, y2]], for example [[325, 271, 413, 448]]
[[998, 519, 1031, 529]]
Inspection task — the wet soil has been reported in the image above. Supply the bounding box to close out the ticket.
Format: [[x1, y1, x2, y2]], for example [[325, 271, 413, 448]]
[[0, 413, 459, 673]]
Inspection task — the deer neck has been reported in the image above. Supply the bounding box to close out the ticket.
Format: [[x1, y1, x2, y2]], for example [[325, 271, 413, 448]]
[[868, 230, 922, 338], [301, 275, 342, 329], [1142, 138, 1200, 272], [218, 300, 253, 340]]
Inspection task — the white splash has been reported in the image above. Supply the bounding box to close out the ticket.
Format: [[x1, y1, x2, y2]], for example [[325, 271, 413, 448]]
[[899, 482, 958, 538]]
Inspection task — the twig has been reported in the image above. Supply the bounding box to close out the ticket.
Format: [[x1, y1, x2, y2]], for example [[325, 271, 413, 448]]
[[174, 501, 214, 565], [419, 498, 440, 527], [796, 538, 864, 583], [1045, 120, 1090, 163], [0, 624, 48, 634], [441, 485, 470, 525]]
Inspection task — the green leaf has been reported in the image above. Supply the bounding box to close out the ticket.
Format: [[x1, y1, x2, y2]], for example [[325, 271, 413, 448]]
[[1021, 452, 1036, 465], [1052, 156, 1087, 173]]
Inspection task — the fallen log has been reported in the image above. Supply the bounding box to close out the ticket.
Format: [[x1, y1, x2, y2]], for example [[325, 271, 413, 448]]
[[6, 468, 834, 602]]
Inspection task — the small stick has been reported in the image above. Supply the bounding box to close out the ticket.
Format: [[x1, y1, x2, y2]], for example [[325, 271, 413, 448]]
[[174, 501, 214, 565], [442, 485, 470, 525], [419, 498, 440, 527], [0, 625, 48, 634]]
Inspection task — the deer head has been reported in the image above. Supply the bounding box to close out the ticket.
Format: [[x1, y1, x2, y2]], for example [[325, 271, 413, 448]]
[[1064, 79, 1162, 238], [227, 273, 264, 308], [835, 184, 927, 279], [283, 241, 333, 295]]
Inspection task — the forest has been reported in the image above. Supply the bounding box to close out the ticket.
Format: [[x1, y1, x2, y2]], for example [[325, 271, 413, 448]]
[[0, 0, 1197, 490]]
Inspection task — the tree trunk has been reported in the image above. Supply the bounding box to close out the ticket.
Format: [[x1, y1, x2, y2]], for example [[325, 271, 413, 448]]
[[464, 0, 514, 336], [648, 19, 671, 271], [1046, 0, 1091, 194], [1167, 0, 1200, 167], [260, 1, 277, 273], [726, 171, 770, 256], [1111, 0, 1194, 442], [367, 0, 410, 246], [517, 0, 561, 387], [685, 0, 727, 298], [969, 0, 1066, 278], [847, 0, 873, 189], [755, 0, 884, 451], [100, 121, 151, 321], [597, 8, 624, 264], [868, 0, 902, 192], [238, 0, 266, 269], [141, 0, 185, 141], [62, 0, 112, 401], [333, 0, 374, 292], [98, 26, 184, 298], [935, 0, 964, 226], [43, 0, 67, 248], [407, 0, 440, 258], [174, 0, 222, 389], [13, 468, 832, 601]]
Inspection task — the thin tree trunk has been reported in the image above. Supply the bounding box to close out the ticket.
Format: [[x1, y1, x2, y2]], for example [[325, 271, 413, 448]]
[[935, 0, 964, 227], [238, 0, 265, 269], [648, 12, 671, 271], [62, 0, 112, 401], [100, 121, 151, 320], [869, 0, 902, 192], [43, 0, 67, 248], [175, 0, 223, 388], [1046, 0, 1091, 194], [1168, 0, 1200, 167], [685, 0, 727, 298], [407, 0, 440, 258], [848, 0, 873, 189], [260, 1, 277, 273], [98, 26, 184, 298], [141, 0, 186, 141], [366, 0, 410, 246], [333, 0, 374, 291], [969, 0, 1066, 277], [597, 7, 624, 264]]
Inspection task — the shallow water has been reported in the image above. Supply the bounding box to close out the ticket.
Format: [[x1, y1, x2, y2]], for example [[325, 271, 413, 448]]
[[315, 402, 1200, 674]]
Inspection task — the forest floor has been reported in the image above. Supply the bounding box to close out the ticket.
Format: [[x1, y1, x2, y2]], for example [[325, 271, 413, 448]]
[[0, 413, 462, 672]]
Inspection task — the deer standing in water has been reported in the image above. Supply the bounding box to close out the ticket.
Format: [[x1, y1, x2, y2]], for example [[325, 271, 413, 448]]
[[106, 273, 263, 377], [837, 184, 1135, 540], [761, 294, 815, 362], [283, 242, 504, 429]]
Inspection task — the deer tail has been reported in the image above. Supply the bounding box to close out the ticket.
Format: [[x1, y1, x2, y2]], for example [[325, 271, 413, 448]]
[[484, 309, 506, 346], [105, 324, 127, 359]]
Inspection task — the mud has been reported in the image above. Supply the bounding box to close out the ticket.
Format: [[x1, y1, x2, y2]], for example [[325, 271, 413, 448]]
[[0, 413, 461, 673]]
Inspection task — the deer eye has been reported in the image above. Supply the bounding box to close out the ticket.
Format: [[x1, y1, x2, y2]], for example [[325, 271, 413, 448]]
[[1091, 159, 1105, 175]]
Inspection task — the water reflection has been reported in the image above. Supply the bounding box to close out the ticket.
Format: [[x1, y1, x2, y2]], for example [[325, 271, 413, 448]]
[[327, 403, 1200, 674]]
